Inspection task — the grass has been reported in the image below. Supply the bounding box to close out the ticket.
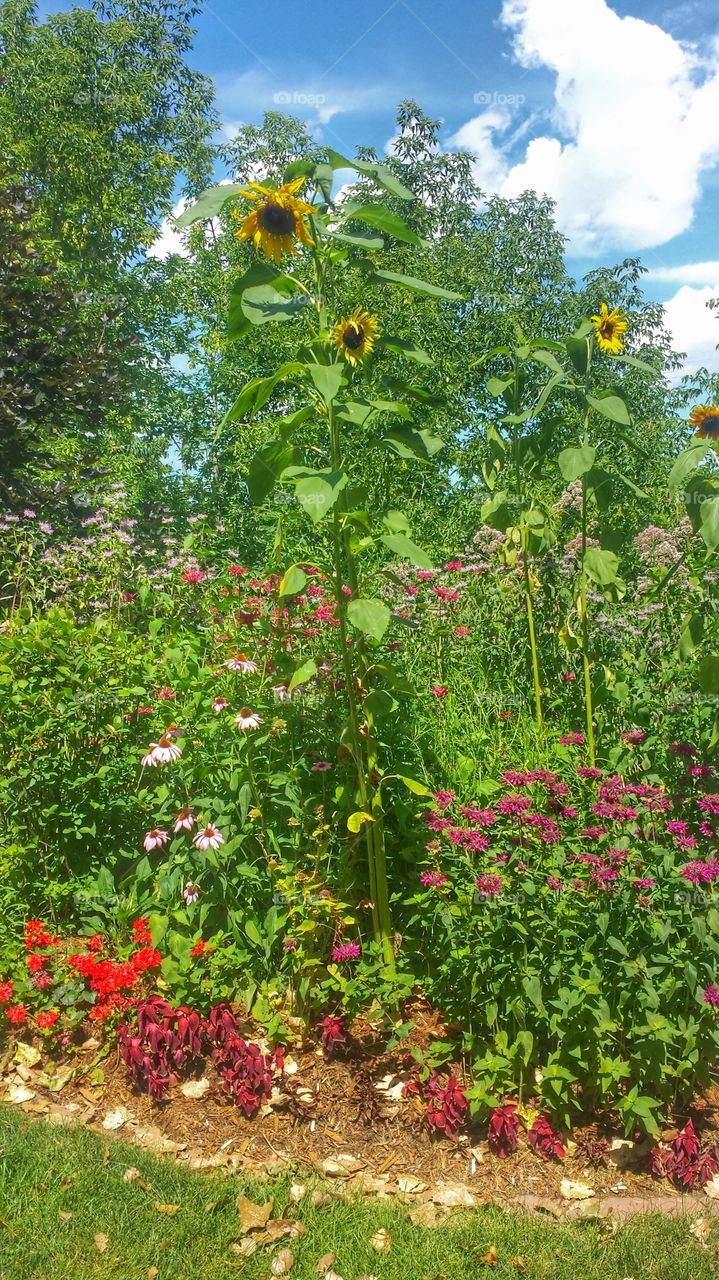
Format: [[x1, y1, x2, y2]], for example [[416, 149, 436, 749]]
[[1, 1109, 718, 1280]]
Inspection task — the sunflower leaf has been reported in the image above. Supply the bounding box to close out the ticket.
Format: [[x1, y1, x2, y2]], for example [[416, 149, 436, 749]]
[[326, 150, 415, 200], [368, 269, 463, 301], [175, 183, 243, 227], [344, 204, 423, 246]]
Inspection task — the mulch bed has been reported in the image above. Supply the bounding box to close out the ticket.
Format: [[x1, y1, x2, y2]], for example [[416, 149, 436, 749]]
[[4, 998, 719, 1219]]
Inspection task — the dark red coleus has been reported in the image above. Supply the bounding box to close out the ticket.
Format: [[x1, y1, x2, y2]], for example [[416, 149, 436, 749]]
[[320, 1014, 346, 1058], [424, 1073, 468, 1137], [527, 1115, 565, 1161], [488, 1103, 520, 1158], [649, 1119, 716, 1189]]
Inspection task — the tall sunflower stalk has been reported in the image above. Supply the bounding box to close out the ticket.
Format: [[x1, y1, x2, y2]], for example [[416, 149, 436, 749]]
[[178, 164, 459, 973]]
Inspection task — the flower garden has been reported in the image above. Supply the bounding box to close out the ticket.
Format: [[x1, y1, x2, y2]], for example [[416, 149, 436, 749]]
[[3, 5, 719, 1264]]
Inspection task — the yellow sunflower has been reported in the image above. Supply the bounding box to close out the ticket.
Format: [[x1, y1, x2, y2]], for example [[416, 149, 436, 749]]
[[591, 303, 628, 355], [233, 176, 315, 263], [689, 404, 719, 440], [331, 307, 380, 366]]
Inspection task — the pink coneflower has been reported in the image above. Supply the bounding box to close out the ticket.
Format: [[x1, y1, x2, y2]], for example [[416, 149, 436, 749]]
[[174, 807, 195, 833], [141, 733, 182, 766], [212, 697, 229, 713], [143, 828, 169, 852], [225, 652, 258, 673], [194, 823, 224, 851], [475, 873, 503, 897], [273, 682, 293, 702], [312, 761, 332, 772], [421, 871, 447, 888], [181, 569, 207, 584], [431, 685, 448, 699], [182, 880, 200, 905], [235, 707, 263, 732], [704, 984, 719, 1006], [331, 941, 361, 962]]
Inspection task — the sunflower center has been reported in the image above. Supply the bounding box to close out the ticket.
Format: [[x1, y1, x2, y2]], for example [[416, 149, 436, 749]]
[[257, 200, 295, 237], [600, 321, 615, 339], [343, 323, 364, 350]]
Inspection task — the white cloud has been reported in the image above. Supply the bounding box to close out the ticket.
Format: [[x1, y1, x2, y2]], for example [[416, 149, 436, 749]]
[[645, 261, 719, 286], [215, 68, 389, 130], [663, 281, 719, 375], [147, 198, 189, 260], [449, 0, 719, 254]]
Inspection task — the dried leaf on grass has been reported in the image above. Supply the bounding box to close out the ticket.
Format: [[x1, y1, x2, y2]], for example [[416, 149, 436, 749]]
[[93, 1233, 109, 1254], [238, 1196, 273, 1233], [271, 1247, 294, 1274], [480, 1245, 498, 1266]]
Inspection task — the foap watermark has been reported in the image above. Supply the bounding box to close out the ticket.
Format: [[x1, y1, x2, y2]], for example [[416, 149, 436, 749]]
[[273, 90, 326, 110], [473, 90, 526, 108]]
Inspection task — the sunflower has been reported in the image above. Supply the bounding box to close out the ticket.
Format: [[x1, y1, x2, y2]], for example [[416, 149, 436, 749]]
[[689, 404, 719, 440], [233, 176, 315, 263], [591, 303, 628, 355], [331, 307, 380, 366]]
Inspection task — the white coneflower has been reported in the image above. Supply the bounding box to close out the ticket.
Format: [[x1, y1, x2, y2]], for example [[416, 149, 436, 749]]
[[143, 828, 169, 852], [235, 707, 263, 732], [224, 652, 258, 674], [174, 807, 195, 833], [182, 880, 200, 905], [141, 745, 162, 767], [152, 732, 183, 764], [194, 823, 224, 851], [212, 696, 229, 713], [272, 682, 292, 703]]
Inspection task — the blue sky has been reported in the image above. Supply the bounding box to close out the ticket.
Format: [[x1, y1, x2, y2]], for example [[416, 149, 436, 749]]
[[42, 0, 719, 372], [182, 0, 719, 372]]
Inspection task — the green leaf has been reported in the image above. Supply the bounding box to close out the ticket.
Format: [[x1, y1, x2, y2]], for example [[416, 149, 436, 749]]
[[669, 442, 709, 491], [328, 228, 384, 249], [700, 495, 719, 550], [396, 774, 431, 796], [584, 547, 619, 586], [241, 285, 306, 326], [344, 203, 422, 245], [327, 150, 415, 200], [247, 441, 300, 506], [347, 597, 391, 641], [614, 353, 661, 377], [585, 392, 631, 426], [382, 509, 412, 534], [378, 336, 434, 365], [220, 362, 303, 427], [245, 918, 264, 948], [679, 613, 704, 661], [289, 658, 317, 692], [558, 446, 596, 482], [279, 564, 308, 597], [307, 363, 344, 405], [698, 656, 719, 695], [368, 269, 463, 301], [381, 424, 444, 460], [565, 334, 590, 376], [175, 182, 242, 226], [380, 532, 433, 570], [294, 471, 348, 524], [503, 373, 565, 423], [364, 688, 398, 717]]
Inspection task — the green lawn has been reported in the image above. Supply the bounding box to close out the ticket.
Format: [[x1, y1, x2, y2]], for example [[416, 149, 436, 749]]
[[0, 1107, 716, 1280]]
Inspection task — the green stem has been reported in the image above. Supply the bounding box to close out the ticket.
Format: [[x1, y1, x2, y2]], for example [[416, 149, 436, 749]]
[[580, 342, 596, 766]]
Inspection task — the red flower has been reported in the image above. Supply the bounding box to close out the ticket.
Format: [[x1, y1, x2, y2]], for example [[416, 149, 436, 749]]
[[132, 918, 153, 945], [0, 982, 13, 1002], [131, 947, 162, 972], [27, 954, 46, 973], [88, 934, 105, 952], [6, 1004, 29, 1024], [488, 1103, 520, 1157], [190, 940, 209, 957], [24, 920, 59, 950], [36, 1010, 60, 1029]]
